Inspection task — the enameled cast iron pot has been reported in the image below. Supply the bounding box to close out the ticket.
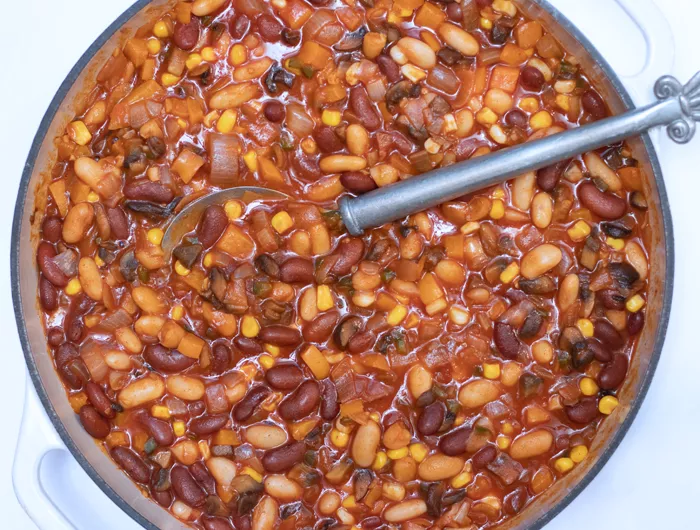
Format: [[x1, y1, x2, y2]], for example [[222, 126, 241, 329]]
[[11, 1, 674, 528]]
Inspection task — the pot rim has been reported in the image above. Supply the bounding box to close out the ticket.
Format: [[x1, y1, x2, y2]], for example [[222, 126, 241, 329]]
[[10, 1, 674, 529]]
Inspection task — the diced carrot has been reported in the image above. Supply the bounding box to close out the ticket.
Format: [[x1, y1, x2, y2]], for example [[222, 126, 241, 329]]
[[500, 43, 529, 66], [216, 224, 255, 258], [444, 234, 465, 260], [124, 38, 148, 67], [69, 179, 92, 205], [174, 1, 192, 24], [187, 97, 204, 125], [489, 65, 520, 93], [515, 21, 543, 49], [415, 3, 446, 30], [279, 0, 314, 30], [301, 345, 330, 379], [418, 272, 444, 305], [171, 148, 204, 183], [421, 30, 441, 52], [618, 167, 643, 191], [178, 333, 205, 359], [336, 7, 364, 31], [49, 179, 68, 217], [213, 429, 241, 446], [159, 320, 186, 349], [257, 156, 285, 183], [297, 42, 333, 70]]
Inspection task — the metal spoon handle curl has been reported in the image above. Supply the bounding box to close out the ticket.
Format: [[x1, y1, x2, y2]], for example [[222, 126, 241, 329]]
[[340, 73, 700, 236]]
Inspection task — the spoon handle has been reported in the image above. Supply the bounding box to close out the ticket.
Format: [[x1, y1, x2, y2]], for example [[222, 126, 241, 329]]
[[340, 73, 700, 235]]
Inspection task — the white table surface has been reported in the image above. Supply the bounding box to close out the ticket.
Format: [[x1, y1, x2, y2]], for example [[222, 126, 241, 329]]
[[1, 1, 698, 528]]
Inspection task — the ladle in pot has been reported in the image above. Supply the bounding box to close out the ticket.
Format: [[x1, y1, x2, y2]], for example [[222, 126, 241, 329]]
[[163, 72, 700, 257]]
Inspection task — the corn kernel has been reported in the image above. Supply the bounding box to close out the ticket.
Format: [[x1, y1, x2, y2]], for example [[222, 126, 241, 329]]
[[330, 429, 350, 448], [65, 278, 82, 296], [448, 305, 470, 326], [68, 121, 92, 146], [500, 262, 520, 283], [171, 305, 185, 320], [599, 395, 620, 415], [147, 38, 161, 55], [177, 118, 188, 129], [200, 47, 216, 61], [387, 447, 409, 460], [241, 315, 260, 338], [530, 110, 553, 130], [173, 421, 186, 437], [316, 285, 334, 311], [153, 21, 169, 38], [496, 435, 511, 450], [554, 457, 574, 473], [241, 467, 263, 483], [555, 94, 570, 112], [483, 362, 501, 380], [626, 294, 645, 313], [460, 221, 480, 234], [161, 73, 180, 87], [186, 53, 202, 70], [489, 124, 508, 145], [570, 445, 588, 463], [409, 443, 428, 463], [373, 452, 388, 470], [401, 64, 427, 83], [387, 305, 408, 326], [87, 191, 100, 202], [342, 495, 357, 508], [450, 471, 472, 488], [147, 228, 164, 245], [454, 413, 466, 426], [607, 237, 625, 250], [203, 253, 213, 268], [216, 109, 238, 133], [443, 113, 458, 133], [502, 422, 514, 435], [229, 44, 247, 66], [579, 377, 599, 396], [480, 17, 493, 30], [424, 138, 441, 155], [492, 187, 506, 200], [271, 211, 294, 234], [382, 482, 406, 501], [490, 199, 505, 219], [519, 97, 540, 113], [94, 255, 105, 267], [476, 107, 499, 126], [259, 354, 275, 370], [576, 318, 594, 338], [321, 110, 342, 127], [493, 0, 517, 18], [224, 200, 243, 220], [174, 260, 190, 276], [301, 138, 317, 154], [567, 220, 591, 242], [151, 405, 171, 419], [387, 12, 403, 25], [264, 344, 281, 357], [243, 151, 258, 171]]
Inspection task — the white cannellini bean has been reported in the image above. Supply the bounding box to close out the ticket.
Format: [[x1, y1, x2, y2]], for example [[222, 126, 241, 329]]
[[395, 37, 436, 69], [512, 171, 536, 210], [118, 374, 165, 408], [583, 152, 622, 192], [263, 475, 303, 501], [437, 23, 480, 56], [245, 424, 288, 449], [384, 499, 428, 523], [252, 496, 279, 530], [206, 457, 237, 486], [166, 375, 206, 401]]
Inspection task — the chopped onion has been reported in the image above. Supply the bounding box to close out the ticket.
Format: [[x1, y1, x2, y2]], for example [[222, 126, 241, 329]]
[[205, 383, 229, 414], [96, 309, 133, 332], [236, 0, 265, 15], [366, 79, 387, 102], [286, 103, 315, 138], [303, 10, 337, 41], [208, 133, 240, 188], [165, 396, 188, 416], [52, 249, 78, 277], [108, 370, 129, 391], [128, 101, 150, 128], [80, 341, 109, 382]]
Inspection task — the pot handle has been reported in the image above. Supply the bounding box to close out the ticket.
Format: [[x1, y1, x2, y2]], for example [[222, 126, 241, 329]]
[[614, 0, 676, 105], [13, 379, 76, 530]]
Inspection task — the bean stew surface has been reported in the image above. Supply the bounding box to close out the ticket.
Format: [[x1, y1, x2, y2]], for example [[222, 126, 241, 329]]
[[38, 0, 651, 528]]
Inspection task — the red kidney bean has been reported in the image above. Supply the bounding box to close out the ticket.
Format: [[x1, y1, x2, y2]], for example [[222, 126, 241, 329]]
[[303, 311, 339, 343], [263, 101, 285, 123], [210, 342, 231, 374], [340, 171, 377, 195], [536, 160, 569, 191], [197, 205, 228, 248], [320, 379, 339, 420], [314, 126, 344, 153], [628, 311, 644, 335], [279, 257, 314, 283], [582, 90, 607, 119], [55, 343, 79, 366], [65, 294, 92, 343], [257, 14, 283, 42], [233, 385, 270, 421], [79, 405, 111, 438], [85, 382, 115, 418], [258, 325, 302, 346], [231, 14, 250, 39], [330, 238, 365, 276], [599, 289, 626, 310], [578, 182, 626, 219], [112, 446, 151, 484], [106, 206, 129, 240], [234, 336, 263, 355], [471, 444, 498, 470], [58, 358, 90, 390], [190, 414, 228, 435], [47, 327, 64, 346], [565, 397, 599, 424], [446, 3, 462, 22], [42, 216, 63, 242], [144, 344, 196, 373], [348, 331, 375, 354], [39, 276, 58, 311], [171, 465, 206, 507], [438, 426, 471, 456], [278, 380, 320, 420], [594, 319, 625, 349], [189, 401, 206, 416], [520, 66, 545, 91], [191, 461, 217, 495], [37, 242, 69, 287], [173, 18, 200, 50], [598, 353, 628, 390], [262, 441, 305, 472], [587, 339, 612, 363], [292, 151, 322, 181], [141, 414, 175, 446], [504, 486, 527, 515], [265, 363, 303, 390], [377, 55, 401, 83], [504, 109, 528, 129], [494, 322, 520, 359], [361, 516, 382, 529], [417, 401, 446, 436], [350, 86, 381, 131], [124, 181, 174, 203], [151, 489, 173, 507], [203, 517, 234, 530]]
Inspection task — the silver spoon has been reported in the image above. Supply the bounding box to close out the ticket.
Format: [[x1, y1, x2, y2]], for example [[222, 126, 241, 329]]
[[163, 72, 699, 256]]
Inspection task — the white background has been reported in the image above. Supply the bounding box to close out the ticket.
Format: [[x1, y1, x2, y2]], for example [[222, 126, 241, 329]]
[[1, 0, 698, 528]]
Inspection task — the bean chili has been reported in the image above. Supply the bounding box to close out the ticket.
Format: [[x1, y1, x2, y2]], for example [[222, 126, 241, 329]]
[[37, 0, 650, 528]]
